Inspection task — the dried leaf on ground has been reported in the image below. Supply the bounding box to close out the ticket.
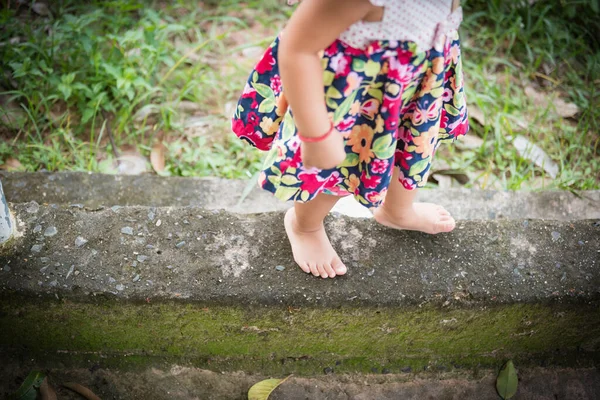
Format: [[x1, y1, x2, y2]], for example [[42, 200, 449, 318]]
[[116, 154, 148, 175], [455, 134, 484, 150], [0, 158, 24, 171], [524, 86, 579, 119], [150, 142, 166, 173], [513, 135, 559, 178], [496, 360, 518, 399], [39, 377, 57, 400], [63, 382, 102, 400], [32, 3, 50, 16], [468, 105, 486, 126], [552, 97, 580, 118], [431, 169, 470, 185], [98, 152, 148, 175], [430, 174, 452, 189]]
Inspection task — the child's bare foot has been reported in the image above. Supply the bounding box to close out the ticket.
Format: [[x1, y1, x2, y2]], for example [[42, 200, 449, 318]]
[[284, 208, 347, 278], [373, 203, 455, 234]]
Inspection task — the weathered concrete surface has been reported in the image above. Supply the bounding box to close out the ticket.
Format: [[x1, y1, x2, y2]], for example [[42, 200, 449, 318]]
[[1, 363, 599, 400], [2, 171, 599, 220], [1, 203, 599, 305]]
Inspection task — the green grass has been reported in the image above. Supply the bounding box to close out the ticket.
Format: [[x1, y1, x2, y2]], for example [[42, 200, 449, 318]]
[[1, 0, 598, 189]]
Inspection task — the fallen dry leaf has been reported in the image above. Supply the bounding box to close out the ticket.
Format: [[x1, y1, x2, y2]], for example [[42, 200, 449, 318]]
[[552, 97, 579, 118], [513, 135, 559, 178], [431, 173, 452, 189], [63, 382, 101, 400], [468, 105, 486, 126], [150, 142, 166, 173], [31, 2, 50, 16], [39, 377, 57, 400], [0, 157, 23, 171], [456, 134, 484, 150], [524, 86, 579, 119]]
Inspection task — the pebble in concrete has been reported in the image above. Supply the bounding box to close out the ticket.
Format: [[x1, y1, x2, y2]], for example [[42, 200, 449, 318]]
[[137, 255, 148, 263], [33, 225, 42, 234], [176, 241, 186, 248], [25, 202, 39, 214], [43, 226, 57, 237], [75, 236, 88, 247], [121, 227, 134, 235], [133, 274, 141, 282], [31, 244, 42, 253], [115, 284, 125, 291], [275, 266, 285, 272], [66, 265, 75, 279]]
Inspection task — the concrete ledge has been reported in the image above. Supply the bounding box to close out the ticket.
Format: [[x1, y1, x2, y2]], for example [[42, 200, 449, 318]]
[[1, 174, 599, 374], [2, 171, 600, 219], [1, 204, 599, 305]]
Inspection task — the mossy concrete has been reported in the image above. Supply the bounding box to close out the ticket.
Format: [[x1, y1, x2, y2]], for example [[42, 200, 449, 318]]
[[1, 297, 599, 374]]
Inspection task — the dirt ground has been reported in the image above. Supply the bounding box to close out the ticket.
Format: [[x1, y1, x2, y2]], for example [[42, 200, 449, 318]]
[[2, 362, 599, 400]]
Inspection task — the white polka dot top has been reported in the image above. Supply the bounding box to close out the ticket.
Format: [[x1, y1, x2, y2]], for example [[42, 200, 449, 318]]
[[288, 0, 463, 52]]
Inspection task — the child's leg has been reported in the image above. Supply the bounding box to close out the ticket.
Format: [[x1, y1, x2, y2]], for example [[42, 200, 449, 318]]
[[285, 193, 347, 278], [374, 167, 455, 234]]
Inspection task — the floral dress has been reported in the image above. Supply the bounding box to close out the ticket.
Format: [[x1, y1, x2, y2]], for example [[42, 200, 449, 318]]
[[231, 0, 469, 208]]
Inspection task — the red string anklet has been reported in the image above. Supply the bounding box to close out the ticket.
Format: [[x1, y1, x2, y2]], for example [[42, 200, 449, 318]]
[[297, 121, 334, 143]]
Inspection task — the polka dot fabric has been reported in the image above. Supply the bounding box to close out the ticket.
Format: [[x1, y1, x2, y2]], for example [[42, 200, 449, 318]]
[[231, 0, 469, 208], [340, 0, 461, 52]]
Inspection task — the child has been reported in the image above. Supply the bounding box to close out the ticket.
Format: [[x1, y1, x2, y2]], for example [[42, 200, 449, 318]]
[[232, 0, 468, 279]]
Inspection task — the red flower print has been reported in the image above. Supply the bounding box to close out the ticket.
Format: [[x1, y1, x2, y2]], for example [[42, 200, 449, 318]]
[[324, 171, 343, 189], [247, 111, 260, 128], [280, 154, 300, 173], [330, 53, 351, 77], [397, 170, 416, 190], [440, 109, 449, 129], [256, 47, 276, 74], [397, 48, 412, 64], [365, 188, 387, 204], [337, 116, 356, 133], [324, 41, 339, 57], [395, 149, 413, 171], [371, 158, 389, 174], [360, 171, 381, 189], [270, 75, 282, 95], [298, 171, 326, 192], [246, 129, 274, 151]]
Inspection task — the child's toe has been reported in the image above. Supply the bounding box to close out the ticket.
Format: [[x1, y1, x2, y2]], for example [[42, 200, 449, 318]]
[[299, 262, 311, 274], [323, 263, 336, 278], [332, 257, 347, 275], [308, 262, 320, 276], [317, 264, 329, 279]]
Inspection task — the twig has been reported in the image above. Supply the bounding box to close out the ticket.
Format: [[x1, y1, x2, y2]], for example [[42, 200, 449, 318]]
[[102, 111, 120, 162]]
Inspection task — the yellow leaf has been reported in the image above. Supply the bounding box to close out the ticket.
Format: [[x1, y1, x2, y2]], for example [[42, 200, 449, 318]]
[[248, 376, 292, 400]]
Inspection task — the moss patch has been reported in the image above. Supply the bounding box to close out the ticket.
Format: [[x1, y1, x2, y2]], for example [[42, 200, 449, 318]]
[[1, 297, 599, 374]]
